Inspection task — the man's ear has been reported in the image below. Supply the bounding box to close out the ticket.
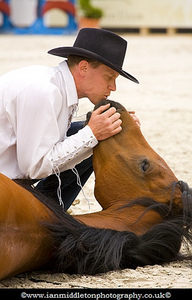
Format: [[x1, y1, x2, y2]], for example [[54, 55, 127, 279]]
[[78, 60, 89, 77]]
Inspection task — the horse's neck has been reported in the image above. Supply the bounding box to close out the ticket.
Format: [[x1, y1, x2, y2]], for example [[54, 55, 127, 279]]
[[74, 205, 162, 235]]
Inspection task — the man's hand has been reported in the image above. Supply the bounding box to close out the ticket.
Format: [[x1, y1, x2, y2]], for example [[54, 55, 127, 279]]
[[88, 104, 122, 141], [129, 111, 141, 127]]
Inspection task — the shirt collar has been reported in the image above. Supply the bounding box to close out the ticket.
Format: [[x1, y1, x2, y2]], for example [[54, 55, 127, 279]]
[[59, 60, 79, 107]]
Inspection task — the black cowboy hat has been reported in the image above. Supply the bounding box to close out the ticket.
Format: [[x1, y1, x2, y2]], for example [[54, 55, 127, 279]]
[[48, 28, 139, 84]]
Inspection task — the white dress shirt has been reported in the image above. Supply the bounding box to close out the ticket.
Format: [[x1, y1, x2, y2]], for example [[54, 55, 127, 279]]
[[0, 61, 98, 179]]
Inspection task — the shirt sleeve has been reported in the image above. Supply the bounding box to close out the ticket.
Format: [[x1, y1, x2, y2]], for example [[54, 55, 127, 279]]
[[48, 125, 98, 173], [15, 82, 98, 179]]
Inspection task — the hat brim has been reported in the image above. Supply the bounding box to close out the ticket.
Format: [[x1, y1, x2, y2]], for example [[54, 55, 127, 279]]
[[48, 47, 139, 84]]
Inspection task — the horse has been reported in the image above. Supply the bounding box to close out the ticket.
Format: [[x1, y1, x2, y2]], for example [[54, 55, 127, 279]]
[[75, 100, 192, 234], [0, 99, 191, 280]]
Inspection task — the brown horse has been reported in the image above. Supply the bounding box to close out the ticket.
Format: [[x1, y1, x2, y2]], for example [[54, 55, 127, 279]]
[[0, 99, 191, 280], [75, 100, 191, 234]]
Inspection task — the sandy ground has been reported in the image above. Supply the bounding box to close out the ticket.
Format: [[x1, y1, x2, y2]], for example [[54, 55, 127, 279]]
[[0, 33, 192, 289]]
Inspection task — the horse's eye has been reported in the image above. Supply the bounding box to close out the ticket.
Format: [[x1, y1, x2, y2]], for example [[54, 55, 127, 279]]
[[141, 159, 150, 172]]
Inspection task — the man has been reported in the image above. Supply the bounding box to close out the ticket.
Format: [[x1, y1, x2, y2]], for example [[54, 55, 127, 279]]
[[0, 28, 139, 210]]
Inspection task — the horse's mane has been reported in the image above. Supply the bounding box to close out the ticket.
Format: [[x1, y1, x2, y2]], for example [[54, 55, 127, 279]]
[[14, 179, 192, 275]]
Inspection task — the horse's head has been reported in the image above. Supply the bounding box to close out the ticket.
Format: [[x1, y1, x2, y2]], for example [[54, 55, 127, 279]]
[[89, 100, 187, 217]]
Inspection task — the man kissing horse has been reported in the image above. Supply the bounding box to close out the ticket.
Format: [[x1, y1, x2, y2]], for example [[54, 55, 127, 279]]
[[0, 100, 191, 280]]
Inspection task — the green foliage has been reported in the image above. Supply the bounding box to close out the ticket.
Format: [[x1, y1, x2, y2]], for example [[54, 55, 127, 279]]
[[79, 0, 103, 19]]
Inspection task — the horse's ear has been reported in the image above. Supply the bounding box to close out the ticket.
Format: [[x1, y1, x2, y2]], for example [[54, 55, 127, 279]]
[[94, 99, 125, 112], [84, 111, 92, 126], [84, 99, 125, 126], [84, 100, 111, 126], [84, 100, 110, 126]]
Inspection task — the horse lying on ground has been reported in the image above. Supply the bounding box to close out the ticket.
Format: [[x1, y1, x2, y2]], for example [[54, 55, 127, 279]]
[[0, 99, 191, 280]]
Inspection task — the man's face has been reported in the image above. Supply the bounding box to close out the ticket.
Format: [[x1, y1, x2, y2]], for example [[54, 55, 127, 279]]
[[80, 63, 119, 105]]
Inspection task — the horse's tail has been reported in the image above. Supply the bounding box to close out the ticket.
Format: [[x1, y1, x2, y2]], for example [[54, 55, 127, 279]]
[[45, 208, 192, 275]]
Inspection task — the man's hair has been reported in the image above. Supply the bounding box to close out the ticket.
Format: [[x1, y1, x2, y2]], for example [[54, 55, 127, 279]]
[[67, 55, 102, 69]]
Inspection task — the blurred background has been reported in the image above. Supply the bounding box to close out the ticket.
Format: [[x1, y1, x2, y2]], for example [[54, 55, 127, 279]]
[[0, 1, 192, 288], [0, 0, 192, 34], [0, 0, 192, 188]]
